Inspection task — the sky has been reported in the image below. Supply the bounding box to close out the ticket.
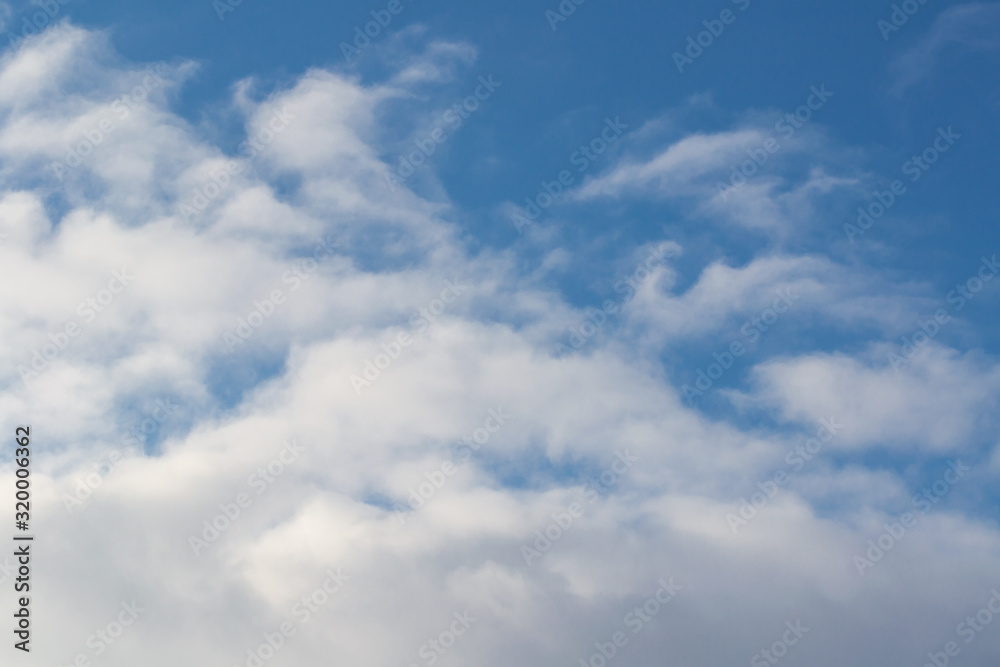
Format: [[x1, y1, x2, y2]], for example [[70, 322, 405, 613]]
[[0, 0, 999, 665]]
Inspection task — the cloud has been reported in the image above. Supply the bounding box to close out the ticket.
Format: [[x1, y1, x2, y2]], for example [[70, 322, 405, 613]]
[[742, 345, 1000, 450], [571, 129, 769, 201], [0, 2, 11, 33], [890, 2, 1000, 94], [0, 22, 998, 667], [621, 252, 928, 346], [566, 109, 858, 233]]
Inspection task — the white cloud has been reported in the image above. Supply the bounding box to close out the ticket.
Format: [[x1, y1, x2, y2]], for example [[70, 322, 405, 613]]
[[620, 252, 928, 346], [742, 345, 1000, 450], [571, 129, 768, 201], [567, 113, 858, 233], [890, 2, 1000, 94], [0, 23, 998, 667]]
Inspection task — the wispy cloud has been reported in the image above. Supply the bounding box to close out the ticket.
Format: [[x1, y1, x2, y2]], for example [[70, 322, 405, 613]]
[[890, 2, 1000, 94], [1, 20, 998, 667]]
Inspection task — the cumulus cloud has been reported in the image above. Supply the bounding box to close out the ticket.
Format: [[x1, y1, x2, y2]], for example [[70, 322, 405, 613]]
[[742, 345, 1000, 450], [620, 253, 930, 345], [0, 23, 998, 667]]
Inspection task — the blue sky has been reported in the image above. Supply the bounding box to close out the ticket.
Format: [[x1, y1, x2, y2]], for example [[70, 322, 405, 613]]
[[16, 0, 998, 275], [1, 1, 1000, 666]]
